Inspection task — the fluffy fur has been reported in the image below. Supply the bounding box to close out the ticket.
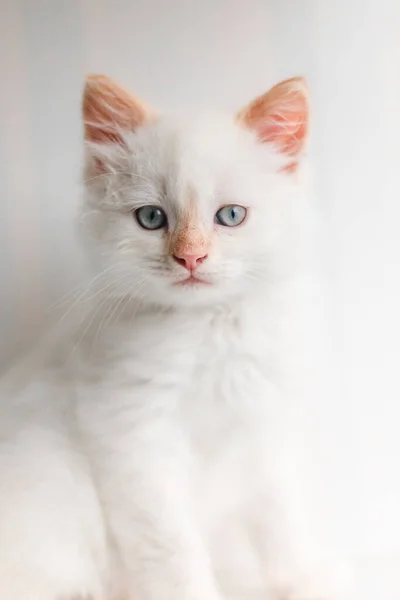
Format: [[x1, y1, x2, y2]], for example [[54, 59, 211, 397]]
[[0, 75, 342, 600]]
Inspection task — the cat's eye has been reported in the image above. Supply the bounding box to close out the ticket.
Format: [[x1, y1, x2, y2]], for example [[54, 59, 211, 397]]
[[215, 205, 247, 227], [135, 206, 167, 230]]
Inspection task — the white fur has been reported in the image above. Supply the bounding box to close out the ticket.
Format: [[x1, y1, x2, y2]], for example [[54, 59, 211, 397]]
[[0, 111, 342, 600]]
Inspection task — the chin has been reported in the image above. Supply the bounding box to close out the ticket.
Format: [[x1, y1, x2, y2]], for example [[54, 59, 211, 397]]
[[143, 278, 242, 310]]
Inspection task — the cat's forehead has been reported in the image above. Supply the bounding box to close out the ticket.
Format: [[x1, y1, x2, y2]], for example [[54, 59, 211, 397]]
[[131, 114, 249, 173], [127, 114, 255, 210]]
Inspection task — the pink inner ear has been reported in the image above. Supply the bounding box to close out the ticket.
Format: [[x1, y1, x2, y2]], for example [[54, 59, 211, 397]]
[[83, 74, 153, 145], [258, 110, 307, 155], [238, 77, 309, 159]]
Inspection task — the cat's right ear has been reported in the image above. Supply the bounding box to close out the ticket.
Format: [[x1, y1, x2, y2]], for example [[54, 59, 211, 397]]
[[82, 74, 155, 171]]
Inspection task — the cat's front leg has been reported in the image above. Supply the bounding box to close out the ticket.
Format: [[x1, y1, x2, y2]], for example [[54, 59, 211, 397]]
[[251, 452, 348, 600], [88, 408, 221, 600], [112, 500, 220, 600], [256, 503, 344, 600], [108, 471, 220, 600]]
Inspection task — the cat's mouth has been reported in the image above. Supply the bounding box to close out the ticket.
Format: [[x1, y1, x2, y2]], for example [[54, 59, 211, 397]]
[[174, 274, 210, 287]]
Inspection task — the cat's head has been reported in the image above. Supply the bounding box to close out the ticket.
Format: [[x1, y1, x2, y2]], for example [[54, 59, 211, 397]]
[[79, 74, 309, 309]]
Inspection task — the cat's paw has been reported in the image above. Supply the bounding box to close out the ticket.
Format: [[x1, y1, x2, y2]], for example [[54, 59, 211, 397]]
[[274, 583, 333, 600], [275, 583, 342, 600], [276, 587, 337, 600], [270, 567, 352, 600]]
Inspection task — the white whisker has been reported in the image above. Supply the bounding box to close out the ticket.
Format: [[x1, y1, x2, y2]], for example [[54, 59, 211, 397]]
[[45, 265, 117, 313], [91, 276, 148, 353], [65, 272, 133, 362]]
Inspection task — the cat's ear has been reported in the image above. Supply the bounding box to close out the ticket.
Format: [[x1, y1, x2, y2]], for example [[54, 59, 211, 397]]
[[83, 74, 155, 145], [237, 76, 309, 167]]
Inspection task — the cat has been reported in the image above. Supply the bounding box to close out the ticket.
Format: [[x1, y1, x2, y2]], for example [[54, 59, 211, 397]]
[[0, 74, 343, 600]]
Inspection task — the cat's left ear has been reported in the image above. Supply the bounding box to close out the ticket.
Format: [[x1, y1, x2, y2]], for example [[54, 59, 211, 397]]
[[237, 76, 309, 168]]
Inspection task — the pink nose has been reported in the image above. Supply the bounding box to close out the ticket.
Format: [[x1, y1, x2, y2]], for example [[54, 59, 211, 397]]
[[173, 251, 208, 271]]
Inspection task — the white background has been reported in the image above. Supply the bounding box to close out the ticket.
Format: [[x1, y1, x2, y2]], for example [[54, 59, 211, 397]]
[[1, 0, 400, 596]]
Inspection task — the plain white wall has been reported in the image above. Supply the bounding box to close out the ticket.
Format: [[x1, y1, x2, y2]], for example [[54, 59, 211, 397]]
[[1, 0, 400, 589]]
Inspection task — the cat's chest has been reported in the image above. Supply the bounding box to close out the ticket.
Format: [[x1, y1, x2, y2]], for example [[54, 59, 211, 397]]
[[183, 324, 270, 434], [167, 314, 281, 501], [84, 308, 280, 513], [179, 318, 277, 523], [89, 307, 278, 456], [115, 308, 277, 423]]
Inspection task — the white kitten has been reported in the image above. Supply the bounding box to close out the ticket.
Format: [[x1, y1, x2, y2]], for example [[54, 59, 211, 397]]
[[0, 74, 343, 600]]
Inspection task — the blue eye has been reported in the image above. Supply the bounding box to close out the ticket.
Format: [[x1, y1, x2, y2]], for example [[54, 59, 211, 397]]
[[135, 206, 167, 230], [215, 205, 247, 227]]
